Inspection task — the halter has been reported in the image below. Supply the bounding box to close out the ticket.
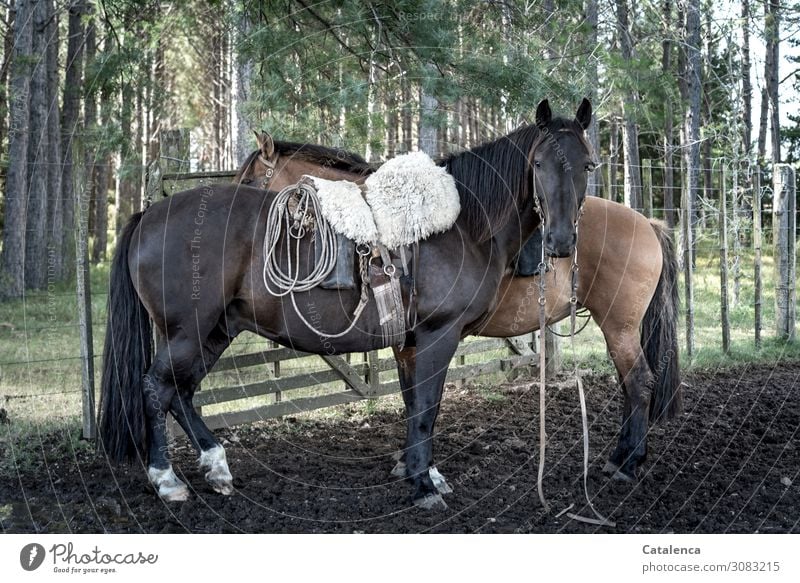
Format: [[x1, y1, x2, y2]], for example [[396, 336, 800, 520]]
[[256, 153, 277, 189]]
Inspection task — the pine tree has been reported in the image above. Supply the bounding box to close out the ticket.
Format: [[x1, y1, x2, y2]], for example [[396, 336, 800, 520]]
[[0, 0, 32, 299]]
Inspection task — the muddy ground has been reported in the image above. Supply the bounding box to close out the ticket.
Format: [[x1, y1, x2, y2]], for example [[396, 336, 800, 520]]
[[1, 362, 798, 533]]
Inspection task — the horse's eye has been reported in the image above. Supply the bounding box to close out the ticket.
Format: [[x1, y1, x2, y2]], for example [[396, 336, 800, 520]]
[[585, 164, 595, 173], [534, 160, 542, 168]]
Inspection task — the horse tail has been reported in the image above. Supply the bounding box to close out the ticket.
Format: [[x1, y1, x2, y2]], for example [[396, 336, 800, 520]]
[[642, 220, 683, 423], [98, 211, 152, 464]]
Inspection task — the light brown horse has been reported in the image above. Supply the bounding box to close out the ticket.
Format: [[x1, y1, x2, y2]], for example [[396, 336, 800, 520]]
[[234, 127, 682, 486]]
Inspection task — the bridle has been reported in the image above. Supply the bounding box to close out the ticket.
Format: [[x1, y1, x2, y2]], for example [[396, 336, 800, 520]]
[[239, 152, 278, 189], [528, 124, 613, 526], [255, 153, 277, 189], [528, 125, 592, 235]]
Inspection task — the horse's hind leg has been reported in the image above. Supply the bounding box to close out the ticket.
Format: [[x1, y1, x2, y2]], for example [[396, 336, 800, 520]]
[[602, 329, 654, 481], [391, 346, 453, 495], [168, 323, 235, 495], [144, 335, 202, 502]]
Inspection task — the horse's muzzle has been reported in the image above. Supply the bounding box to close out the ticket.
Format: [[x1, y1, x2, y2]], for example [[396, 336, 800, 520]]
[[545, 231, 577, 258]]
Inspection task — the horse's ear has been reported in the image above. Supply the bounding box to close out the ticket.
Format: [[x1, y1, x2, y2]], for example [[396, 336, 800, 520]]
[[535, 99, 552, 127], [575, 98, 592, 131], [254, 130, 275, 158]]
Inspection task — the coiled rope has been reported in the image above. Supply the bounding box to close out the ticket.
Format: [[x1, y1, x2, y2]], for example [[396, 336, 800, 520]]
[[262, 181, 370, 338], [263, 182, 337, 296]]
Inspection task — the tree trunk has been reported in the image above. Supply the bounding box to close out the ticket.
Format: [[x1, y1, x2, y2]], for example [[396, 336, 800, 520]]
[[59, 0, 86, 282], [741, 0, 752, 156], [585, 0, 599, 196], [365, 51, 377, 162], [386, 84, 397, 159], [0, 0, 15, 194], [84, 10, 97, 243], [0, 0, 33, 299], [663, 0, 675, 227], [609, 116, 619, 202], [235, 8, 253, 163], [117, 73, 135, 231], [685, 0, 702, 263], [24, 0, 49, 290], [45, 0, 61, 278], [418, 69, 438, 157], [700, 6, 715, 229], [92, 37, 114, 264], [765, 0, 780, 164], [615, 0, 643, 211], [737, 0, 753, 304], [221, 19, 231, 168], [401, 75, 413, 153]]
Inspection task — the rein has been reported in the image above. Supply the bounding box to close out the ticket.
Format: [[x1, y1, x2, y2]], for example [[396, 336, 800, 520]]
[[530, 126, 614, 527]]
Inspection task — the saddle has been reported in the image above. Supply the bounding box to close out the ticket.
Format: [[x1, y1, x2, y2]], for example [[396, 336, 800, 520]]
[[272, 152, 459, 347], [304, 151, 460, 289]]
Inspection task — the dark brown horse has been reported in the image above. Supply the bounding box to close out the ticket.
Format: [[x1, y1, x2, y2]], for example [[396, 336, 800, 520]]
[[235, 105, 682, 487], [99, 100, 596, 509]]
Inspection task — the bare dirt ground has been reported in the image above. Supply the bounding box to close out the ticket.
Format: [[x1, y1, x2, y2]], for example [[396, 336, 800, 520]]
[[1, 362, 798, 533]]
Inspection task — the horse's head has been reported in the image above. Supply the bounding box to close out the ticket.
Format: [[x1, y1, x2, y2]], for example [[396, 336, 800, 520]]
[[530, 98, 596, 258], [234, 130, 279, 188]]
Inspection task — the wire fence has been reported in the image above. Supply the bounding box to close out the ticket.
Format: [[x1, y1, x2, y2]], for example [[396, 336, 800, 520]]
[[1, 154, 797, 431]]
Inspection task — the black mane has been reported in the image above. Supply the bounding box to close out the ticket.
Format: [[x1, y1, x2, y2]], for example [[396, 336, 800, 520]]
[[234, 140, 375, 183], [444, 118, 581, 243]]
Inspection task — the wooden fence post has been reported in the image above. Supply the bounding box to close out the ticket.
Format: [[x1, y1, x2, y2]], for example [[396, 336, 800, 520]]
[[366, 351, 380, 396], [162, 128, 191, 174], [753, 166, 762, 347], [601, 155, 612, 201], [544, 327, 560, 379], [681, 159, 695, 359], [643, 158, 653, 218], [773, 164, 796, 341], [718, 163, 730, 353], [74, 137, 96, 439]]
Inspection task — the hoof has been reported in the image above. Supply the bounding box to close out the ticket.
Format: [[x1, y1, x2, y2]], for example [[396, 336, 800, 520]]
[[148, 466, 190, 502], [206, 473, 235, 496], [390, 460, 407, 478], [429, 467, 453, 495], [612, 470, 636, 483], [602, 460, 620, 475], [200, 446, 234, 496], [413, 493, 448, 511], [161, 484, 190, 502]]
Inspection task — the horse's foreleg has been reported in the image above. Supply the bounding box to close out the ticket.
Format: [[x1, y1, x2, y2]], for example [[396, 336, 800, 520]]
[[390, 346, 415, 478], [405, 328, 459, 510], [603, 334, 654, 481], [391, 346, 453, 495]]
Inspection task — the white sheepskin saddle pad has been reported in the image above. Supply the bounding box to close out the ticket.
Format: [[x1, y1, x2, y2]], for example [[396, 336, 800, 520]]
[[306, 151, 460, 249]]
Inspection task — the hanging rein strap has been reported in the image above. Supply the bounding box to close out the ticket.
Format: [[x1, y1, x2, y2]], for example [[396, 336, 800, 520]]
[[563, 206, 615, 528]]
